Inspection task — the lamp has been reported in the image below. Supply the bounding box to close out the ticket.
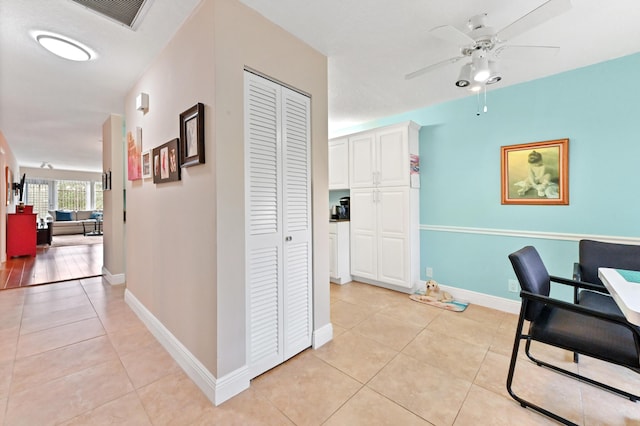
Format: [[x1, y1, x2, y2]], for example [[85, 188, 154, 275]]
[[455, 63, 472, 87], [471, 50, 490, 82], [486, 60, 502, 85]]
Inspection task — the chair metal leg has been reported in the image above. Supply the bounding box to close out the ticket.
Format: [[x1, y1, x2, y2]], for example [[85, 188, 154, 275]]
[[507, 308, 579, 426], [524, 343, 640, 402]]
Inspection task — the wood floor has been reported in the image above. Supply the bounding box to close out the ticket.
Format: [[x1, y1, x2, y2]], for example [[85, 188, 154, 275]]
[[1, 240, 103, 289]]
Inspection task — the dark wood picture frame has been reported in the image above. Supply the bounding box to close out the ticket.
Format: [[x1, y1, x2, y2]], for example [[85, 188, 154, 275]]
[[179, 103, 205, 167], [102, 170, 112, 191], [153, 138, 181, 184], [501, 138, 569, 205]]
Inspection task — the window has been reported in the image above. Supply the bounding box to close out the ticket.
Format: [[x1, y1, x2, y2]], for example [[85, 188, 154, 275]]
[[25, 181, 50, 220], [57, 180, 88, 211], [24, 177, 102, 216], [94, 181, 103, 210]]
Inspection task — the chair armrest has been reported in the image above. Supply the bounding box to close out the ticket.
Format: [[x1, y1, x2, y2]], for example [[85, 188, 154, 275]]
[[573, 262, 582, 281], [572, 263, 582, 303], [549, 275, 604, 292], [521, 290, 639, 334]]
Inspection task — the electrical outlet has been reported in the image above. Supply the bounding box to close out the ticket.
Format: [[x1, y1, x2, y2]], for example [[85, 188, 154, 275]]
[[426, 267, 433, 278], [508, 279, 519, 293]]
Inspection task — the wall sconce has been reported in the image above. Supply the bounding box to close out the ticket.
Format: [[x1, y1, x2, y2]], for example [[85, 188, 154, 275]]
[[136, 92, 149, 113]]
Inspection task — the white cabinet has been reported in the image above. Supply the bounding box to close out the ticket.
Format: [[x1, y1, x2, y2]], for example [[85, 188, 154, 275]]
[[349, 125, 413, 188], [350, 187, 411, 287], [328, 138, 349, 190], [244, 71, 313, 379], [348, 122, 420, 292], [329, 221, 351, 284]]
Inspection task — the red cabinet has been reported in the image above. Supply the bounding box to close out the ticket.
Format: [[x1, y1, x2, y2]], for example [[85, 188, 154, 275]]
[[7, 213, 36, 257]]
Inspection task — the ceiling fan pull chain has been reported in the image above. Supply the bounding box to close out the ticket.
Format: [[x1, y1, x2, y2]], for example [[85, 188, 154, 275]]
[[484, 86, 488, 113]]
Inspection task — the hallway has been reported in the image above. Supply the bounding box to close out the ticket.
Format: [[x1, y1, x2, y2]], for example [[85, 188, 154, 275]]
[[0, 243, 102, 289]]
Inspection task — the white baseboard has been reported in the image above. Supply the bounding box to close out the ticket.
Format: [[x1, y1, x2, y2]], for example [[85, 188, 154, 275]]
[[124, 289, 250, 405], [434, 282, 521, 314], [312, 323, 333, 349], [102, 266, 125, 285]]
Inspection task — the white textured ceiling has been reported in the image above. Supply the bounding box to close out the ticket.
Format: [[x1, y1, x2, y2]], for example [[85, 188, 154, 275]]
[[2, 0, 640, 172], [0, 0, 202, 172]]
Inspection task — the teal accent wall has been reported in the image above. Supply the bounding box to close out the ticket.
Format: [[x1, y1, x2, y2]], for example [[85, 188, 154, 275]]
[[335, 52, 640, 301]]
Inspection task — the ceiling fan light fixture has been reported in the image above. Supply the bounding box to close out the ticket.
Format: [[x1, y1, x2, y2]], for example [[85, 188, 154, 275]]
[[33, 31, 95, 61], [486, 60, 502, 85], [472, 54, 490, 82], [455, 63, 472, 87]]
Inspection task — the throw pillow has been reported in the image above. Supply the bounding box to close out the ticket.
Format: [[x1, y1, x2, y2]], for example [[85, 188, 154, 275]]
[[90, 211, 103, 220], [55, 210, 73, 221]]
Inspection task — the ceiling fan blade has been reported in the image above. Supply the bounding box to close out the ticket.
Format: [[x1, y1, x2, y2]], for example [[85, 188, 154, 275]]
[[495, 45, 559, 60], [405, 56, 466, 80], [430, 25, 475, 46], [497, 0, 571, 42]]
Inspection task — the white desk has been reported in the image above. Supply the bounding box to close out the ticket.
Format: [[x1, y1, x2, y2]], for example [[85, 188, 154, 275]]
[[598, 267, 640, 326]]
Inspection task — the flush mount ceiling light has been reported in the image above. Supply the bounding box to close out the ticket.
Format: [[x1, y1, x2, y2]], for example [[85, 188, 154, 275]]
[[33, 31, 95, 61]]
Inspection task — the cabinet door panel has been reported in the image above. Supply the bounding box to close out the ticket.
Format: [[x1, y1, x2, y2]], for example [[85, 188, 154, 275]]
[[377, 127, 408, 187], [350, 189, 377, 279], [329, 138, 349, 189], [329, 232, 337, 279], [378, 188, 408, 235], [378, 235, 408, 286], [351, 233, 377, 279], [349, 133, 375, 187], [377, 187, 410, 287]]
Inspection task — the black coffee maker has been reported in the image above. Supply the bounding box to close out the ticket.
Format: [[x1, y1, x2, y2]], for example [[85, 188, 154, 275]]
[[338, 196, 350, 220]]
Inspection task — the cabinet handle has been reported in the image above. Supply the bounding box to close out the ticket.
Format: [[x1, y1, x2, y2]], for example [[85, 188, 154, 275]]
[[285, 236, 292, 241]]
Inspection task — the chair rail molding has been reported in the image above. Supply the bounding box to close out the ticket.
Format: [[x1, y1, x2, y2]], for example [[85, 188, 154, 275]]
[[420, 225, 640, 245]]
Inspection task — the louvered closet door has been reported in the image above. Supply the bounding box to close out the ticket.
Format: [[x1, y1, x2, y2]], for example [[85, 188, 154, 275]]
[[244, 71, 312, 379], [281, 88, 312, 360]]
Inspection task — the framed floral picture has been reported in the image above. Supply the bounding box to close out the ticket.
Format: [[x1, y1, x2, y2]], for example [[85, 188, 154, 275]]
[[141, 150, 152, 179], [153, 138, 181, 184], [501, 138, 569, 205], [179, 103, 205, 167]]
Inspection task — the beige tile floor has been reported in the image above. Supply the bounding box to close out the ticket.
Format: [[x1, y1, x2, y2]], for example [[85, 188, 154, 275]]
[[0, 278, 639, 425]]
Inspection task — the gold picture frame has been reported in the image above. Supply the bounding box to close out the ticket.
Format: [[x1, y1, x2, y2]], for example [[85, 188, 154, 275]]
[[501, 138, 569, 205]]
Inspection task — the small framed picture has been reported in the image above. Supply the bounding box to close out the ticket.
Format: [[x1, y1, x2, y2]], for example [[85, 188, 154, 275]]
[[501, 138, 569, 205], [179, 103, 205, 167], [153, 138, 181, 184], [141, 150, 152, 179]]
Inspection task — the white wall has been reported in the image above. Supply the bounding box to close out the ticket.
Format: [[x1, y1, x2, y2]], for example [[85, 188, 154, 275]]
[[102, 114, 125, 283], [0, 131, 19, 262], [124, 0, 328, 388]]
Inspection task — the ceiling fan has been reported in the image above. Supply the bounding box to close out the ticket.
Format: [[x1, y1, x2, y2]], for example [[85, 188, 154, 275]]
[[405, 0, 572, 91]]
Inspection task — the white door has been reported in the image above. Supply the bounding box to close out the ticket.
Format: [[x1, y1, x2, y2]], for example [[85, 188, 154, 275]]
[[349, 188, 377, 279], [329, 231, 337, 279], [349, 133, 375, 188], [281, 88, 312, 360], [328, 138, 349, 189], [377, 127, 409, 187], [377, 187, 410, 287], [244, 71, 312, 379]]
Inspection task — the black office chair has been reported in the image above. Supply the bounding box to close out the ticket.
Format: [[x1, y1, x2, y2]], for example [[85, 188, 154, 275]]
[[507, 246, 640, 426], [572, 240, 640, 363], [573, 239, 640, 313]]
